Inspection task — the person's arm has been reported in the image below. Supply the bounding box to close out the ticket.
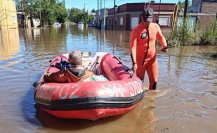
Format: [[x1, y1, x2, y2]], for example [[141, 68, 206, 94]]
[[156, 24, 167, 52], [130, 30, 138, 70]]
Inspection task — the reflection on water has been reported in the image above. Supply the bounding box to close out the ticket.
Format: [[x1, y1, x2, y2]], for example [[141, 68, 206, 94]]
[[0, 28, 19, 60], [0, 25, 217, 133], [34, 93, 158, 133], [78, 23, 84, 32]]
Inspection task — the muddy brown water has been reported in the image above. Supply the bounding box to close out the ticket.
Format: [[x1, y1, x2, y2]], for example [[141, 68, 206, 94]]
[[0, 25, 217, 133]]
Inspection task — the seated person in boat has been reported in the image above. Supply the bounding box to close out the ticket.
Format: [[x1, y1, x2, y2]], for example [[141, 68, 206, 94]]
[[44, 51, 95, 83]]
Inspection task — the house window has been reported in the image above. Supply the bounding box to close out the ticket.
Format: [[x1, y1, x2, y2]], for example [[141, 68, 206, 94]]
[[120, 17, 123, 26], [131, 17, 139, 29], [159, 16, 170, 26]]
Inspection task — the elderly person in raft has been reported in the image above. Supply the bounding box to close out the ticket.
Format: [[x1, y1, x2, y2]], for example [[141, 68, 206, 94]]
[[44, 50, 95, 83]]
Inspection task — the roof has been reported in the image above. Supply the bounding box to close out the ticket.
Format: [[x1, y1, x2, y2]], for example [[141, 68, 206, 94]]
[[108, 2, 177, 14]]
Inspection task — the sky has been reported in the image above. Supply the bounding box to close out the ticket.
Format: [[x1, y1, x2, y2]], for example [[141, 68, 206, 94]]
[[65, 0, 181, 11]]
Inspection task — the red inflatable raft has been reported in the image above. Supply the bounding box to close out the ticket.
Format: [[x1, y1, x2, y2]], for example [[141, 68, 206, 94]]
[[34, 52, 144, 120]]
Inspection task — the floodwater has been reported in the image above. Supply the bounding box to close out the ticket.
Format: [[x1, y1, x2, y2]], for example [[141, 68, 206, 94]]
[[0, 25, 217, 133]]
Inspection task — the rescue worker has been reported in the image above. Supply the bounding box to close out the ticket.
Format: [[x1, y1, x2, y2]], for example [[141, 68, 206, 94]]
[[130, 8, 167, 90], [44, 50, 95, 83]]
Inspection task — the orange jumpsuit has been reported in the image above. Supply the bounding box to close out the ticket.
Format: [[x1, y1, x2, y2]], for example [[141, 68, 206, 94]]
[[130, 23, 167, 90]]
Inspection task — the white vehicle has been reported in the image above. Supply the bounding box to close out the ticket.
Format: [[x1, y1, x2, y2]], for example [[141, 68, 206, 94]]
[[77, 22, 84, 31]]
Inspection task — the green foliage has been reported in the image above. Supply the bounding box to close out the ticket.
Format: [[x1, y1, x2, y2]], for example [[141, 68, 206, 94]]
[[177, 1, 185, 10], [55, 3, 68, 23], [168, 18, 217, 46], [199, 20, 217, 45], [68, 8, 94, 25], [68, 8, 82, 23], [91, 9, 96, 13], [168, 17, 196, 46], [24, 0, 67, 27]]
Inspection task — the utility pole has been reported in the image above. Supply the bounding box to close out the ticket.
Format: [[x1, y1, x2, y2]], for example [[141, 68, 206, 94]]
[[103, 0, 106, 30], [100, 0, 102, 29], [97, 0, 99, 28], [216, 12, 217, 19], [183, 0, 188, 19], [100, 0, 102, 10], [113, 0, 116, 30], [183, 0, 188, 27], [157, 0, 161, 24]]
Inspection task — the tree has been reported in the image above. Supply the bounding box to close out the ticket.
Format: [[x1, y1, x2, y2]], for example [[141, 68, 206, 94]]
[[68, 8, 82, 23], [24, 0, 68, 27], [68, 8, 94, 25], [91, 9, 96, 13], [55, 2, 68, 23]]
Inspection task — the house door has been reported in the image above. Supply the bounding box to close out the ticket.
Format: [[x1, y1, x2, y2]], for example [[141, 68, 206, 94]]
[[131, 17, 139, 29]]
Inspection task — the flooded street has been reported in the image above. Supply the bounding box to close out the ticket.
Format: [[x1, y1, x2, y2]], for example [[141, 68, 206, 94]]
[[0, 25, 217, 133]]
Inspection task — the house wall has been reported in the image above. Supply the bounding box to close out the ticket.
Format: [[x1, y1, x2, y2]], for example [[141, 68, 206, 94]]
[[188, 0, 201, 13], [107, 3, 176, 30], [0, 0, 18, 29], [198, 2, 217, 29], [107, 12, 175, 30]]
